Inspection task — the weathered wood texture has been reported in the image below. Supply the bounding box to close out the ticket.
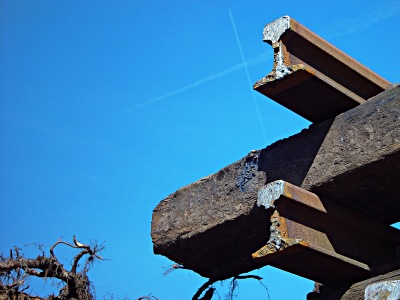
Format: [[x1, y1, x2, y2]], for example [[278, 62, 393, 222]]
[[151, 86, 400, 280], [307, 267, 400, 300]]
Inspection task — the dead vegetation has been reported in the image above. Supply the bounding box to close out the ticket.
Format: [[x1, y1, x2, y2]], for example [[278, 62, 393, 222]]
[[0, 236, 104, 300], [163, 264, 271, 300]]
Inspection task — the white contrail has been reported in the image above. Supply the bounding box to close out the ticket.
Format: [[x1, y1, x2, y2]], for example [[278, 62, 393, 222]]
[[110, 52, 269, 117], [326, 0, 400, 39], [229, 9, 268, 145]]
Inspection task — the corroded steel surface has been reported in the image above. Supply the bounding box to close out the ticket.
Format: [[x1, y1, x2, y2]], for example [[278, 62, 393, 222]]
[[253, 180, 400, 284], [254, 16, 391, 123]]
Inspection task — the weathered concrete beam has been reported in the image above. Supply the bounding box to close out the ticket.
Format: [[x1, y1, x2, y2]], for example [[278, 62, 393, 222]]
[[254, 16, 391, 123], [252, 180, 400, 284], [365, 280, 400, 300], [307, 267, 400, 299], [151, 86, 400, 280]]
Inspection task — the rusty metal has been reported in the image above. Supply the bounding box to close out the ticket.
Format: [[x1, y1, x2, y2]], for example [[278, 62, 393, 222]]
[[254, 16, 391, 123], [152, 87, 400, 281], [252, 180, 400, 284]]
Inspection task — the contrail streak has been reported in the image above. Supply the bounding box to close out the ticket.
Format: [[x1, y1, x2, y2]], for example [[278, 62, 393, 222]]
[[326, 1, 400, 39], [229, 9, 268, 145], [110, 52, 269, 118]]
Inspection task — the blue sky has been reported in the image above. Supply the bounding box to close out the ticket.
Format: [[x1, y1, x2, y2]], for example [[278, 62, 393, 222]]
[[1, 1, 399, 299]]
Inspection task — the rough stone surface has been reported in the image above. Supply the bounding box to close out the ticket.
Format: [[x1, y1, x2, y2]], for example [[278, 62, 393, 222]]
[[151, 86, 400, 280], [365, 280, 400, 300], [301, 85, 400, 221], [307, 267, 400, 300], [151, 152, 270, 279]]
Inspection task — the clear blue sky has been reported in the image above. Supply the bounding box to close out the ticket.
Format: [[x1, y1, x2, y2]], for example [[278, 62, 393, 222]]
[[1, 1, 399, 299]]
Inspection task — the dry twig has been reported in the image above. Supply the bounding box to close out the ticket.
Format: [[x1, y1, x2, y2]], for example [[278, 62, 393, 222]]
[[0, 236, 104, 300]]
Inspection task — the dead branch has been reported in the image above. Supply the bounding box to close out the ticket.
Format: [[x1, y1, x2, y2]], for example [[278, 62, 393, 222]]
[[192, 278, 217, 300], [234, 274, 263, 281], [162, 261, 269, 299], [162, 264, 186, 276], [191, 274, 270, 300], [199, 287, 215, 300], [0, 236, 104, 300]]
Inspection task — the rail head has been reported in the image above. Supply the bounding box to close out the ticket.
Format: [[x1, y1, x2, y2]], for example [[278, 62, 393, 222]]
[[262, 16, 390, 90], [256, 16, 392, 122]]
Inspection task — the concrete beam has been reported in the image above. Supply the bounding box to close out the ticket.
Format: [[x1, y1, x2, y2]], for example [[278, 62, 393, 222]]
[[151, 86, 400, 280], [254, 16, 391, 123], [307, 268, 400, 299]]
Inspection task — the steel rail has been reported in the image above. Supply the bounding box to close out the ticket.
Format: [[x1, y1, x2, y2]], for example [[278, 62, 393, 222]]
[[253, 180, 400, 284], [253, 16, 391, 123]]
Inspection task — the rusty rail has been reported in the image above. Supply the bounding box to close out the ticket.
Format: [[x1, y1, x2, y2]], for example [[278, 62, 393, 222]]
[[252, 180, 400, 284], [253, 16, 391, 123]]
